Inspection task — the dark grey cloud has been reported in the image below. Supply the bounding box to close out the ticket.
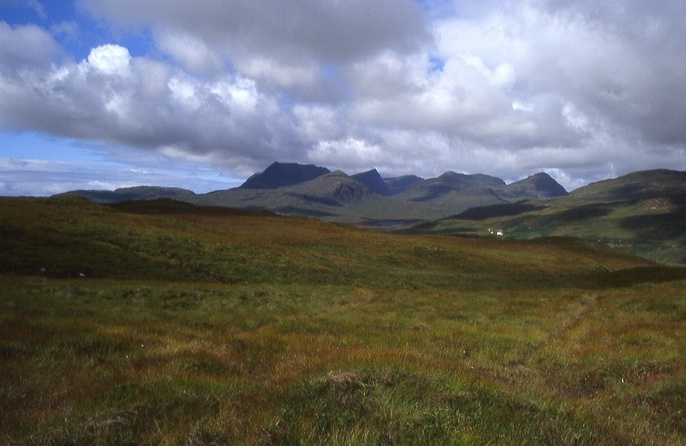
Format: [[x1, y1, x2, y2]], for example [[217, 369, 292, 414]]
[[80, 0, 430, 97], [0, 22, 60, 72], [82, 0, 429, 61]]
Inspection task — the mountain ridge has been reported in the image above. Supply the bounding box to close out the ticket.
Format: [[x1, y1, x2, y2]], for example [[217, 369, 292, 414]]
[[53, 186, 196, 203], [53, 164, 683, 229], [216, 163, 569, 221]]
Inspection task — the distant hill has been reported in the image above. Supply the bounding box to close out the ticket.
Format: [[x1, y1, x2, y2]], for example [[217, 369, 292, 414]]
[[50, 165, 685, 264], [562, 169, 686, 204], [287, 171, 376, 204], [239, 161, 330, 189], [384, 175, 423, 195], [496, 173, 568, 201], [416, 169, 686, 265], [397, 172, 506, 202], [55, 186, 195, 204], [190, 171, 381, 220]]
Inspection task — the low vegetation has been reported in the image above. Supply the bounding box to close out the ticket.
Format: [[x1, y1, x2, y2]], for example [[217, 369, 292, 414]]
[[1, 196, 685, 444]]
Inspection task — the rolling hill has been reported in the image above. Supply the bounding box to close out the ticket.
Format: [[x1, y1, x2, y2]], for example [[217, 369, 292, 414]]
[[0, 194, 677, 288], [417, 169, 686, 265], [54, 185, 196, 203]]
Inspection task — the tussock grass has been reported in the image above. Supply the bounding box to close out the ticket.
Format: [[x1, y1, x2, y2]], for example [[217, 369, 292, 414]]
[[1, 197, 686, 444]]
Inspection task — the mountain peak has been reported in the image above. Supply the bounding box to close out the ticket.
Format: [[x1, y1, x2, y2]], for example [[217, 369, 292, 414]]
[[522, 172, 568, 195], [240, 162, 330, 189], [437, 172, 506, 188], [498, 172, 568, 200], [351, 169, 390, 195], [384, 175, 423, 195]]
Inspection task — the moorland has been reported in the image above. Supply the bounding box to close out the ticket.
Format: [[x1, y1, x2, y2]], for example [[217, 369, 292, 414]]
[[1, 195, 686, 444]]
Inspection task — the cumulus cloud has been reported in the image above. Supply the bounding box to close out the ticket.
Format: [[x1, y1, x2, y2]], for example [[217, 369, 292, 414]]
[[2, 0, 686, 192], [0, 24, 300, 173], [87, 44, 132, 76]]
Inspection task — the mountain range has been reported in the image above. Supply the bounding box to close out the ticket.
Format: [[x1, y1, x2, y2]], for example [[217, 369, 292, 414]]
[[58, 161, 569, 223], [56, 162, 686, 265]]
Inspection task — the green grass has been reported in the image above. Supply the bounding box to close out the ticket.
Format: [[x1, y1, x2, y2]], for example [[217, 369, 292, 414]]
[[1, 197, 686, 444]]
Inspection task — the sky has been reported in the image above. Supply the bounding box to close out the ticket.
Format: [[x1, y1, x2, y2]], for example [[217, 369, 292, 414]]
[[1, 0, 685, 196]]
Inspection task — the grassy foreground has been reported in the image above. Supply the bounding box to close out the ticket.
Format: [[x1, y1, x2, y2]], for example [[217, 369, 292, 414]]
[[1, 197, 686, 444]]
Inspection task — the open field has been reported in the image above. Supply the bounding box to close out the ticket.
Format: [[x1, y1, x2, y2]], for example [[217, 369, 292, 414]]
[[2, 196, 686, 444]]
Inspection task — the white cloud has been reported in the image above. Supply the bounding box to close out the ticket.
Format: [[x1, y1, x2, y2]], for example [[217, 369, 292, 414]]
[[167, 75, 202, 111], [210, 76, 259, 115], [86, 44, 132, 77], [293, 104, 345, 142], [131, 58, 171, 97], [0, 21, 299, 168]]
